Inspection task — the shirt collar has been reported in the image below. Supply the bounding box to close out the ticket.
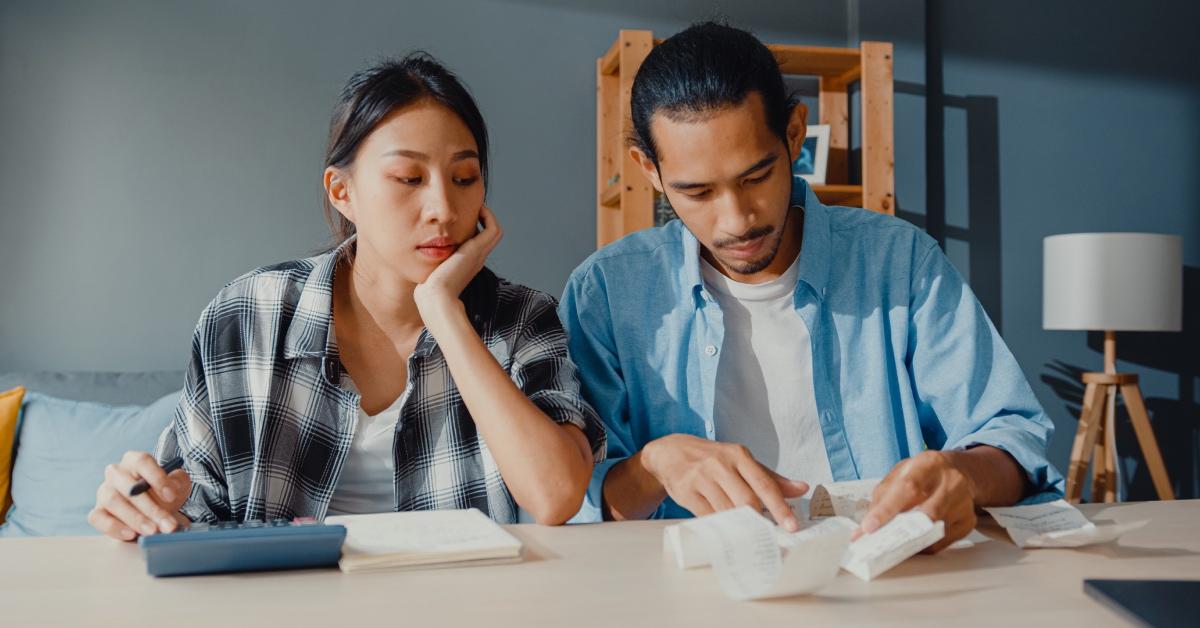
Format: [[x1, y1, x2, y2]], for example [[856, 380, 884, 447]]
[[681, 176, 832, 303], [283, 236, 353, 360], [793, 177, 832, 300]]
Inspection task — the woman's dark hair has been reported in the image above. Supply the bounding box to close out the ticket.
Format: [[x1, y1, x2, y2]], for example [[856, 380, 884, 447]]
[[630, 21, 796, 164], [323, 52, 489, 244]]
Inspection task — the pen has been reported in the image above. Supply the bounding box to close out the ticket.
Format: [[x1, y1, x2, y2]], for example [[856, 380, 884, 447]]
[[129, 457, 185, 497]]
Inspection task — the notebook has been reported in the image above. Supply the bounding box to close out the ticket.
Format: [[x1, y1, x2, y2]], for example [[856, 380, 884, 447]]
[[324, 508, 523, 573]]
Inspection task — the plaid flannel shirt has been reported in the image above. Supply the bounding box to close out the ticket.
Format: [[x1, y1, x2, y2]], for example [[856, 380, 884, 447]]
[[155, 238, 606, 524]]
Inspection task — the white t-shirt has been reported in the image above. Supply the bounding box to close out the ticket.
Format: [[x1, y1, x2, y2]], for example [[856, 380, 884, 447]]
[[701, 252, 834, 489], [325, 371, 406, 516]]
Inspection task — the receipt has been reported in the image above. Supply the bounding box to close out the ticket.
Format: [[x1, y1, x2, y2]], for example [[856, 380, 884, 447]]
[[809, 478, 879, 522], [665, 506, 944, 595], [984, 499, 1148, 548], [663, 507, 851, 600], [841, 511, 944, 581]]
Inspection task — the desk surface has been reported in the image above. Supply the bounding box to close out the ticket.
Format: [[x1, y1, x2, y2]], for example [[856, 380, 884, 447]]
[[2, 500, 1198, 627]]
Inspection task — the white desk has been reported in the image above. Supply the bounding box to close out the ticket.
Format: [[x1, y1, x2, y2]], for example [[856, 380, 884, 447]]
[[2, 500, 1197, 627]]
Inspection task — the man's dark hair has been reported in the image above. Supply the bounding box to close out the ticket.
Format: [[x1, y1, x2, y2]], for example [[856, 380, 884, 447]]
[[323, 52, 489, 244], [630, 21, 796, 164]]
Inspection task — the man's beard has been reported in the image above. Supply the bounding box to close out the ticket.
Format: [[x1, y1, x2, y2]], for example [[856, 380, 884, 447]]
[[711, 209, 792, 275]]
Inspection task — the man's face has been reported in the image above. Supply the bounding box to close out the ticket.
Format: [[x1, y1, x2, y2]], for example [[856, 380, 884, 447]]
[[633, 92, 806, 282]]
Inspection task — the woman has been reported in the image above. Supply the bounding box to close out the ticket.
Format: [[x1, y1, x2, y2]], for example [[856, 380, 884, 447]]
[[88, 53, 605, 540]]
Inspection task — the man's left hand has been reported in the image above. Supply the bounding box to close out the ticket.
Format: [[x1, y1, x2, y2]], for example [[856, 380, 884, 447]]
[[854, 450, 977, 553]]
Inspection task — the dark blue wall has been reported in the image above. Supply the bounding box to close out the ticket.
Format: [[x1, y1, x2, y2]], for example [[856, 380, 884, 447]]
[[860, 0, 1200, 499]]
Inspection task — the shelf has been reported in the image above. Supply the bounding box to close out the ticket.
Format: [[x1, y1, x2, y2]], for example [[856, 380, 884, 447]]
[[812, 184, 863, 206], [770, 45, 861, 77], [599, 39, 620, 76], [600, 182, 621, 207], [646, 42, 859, 79]]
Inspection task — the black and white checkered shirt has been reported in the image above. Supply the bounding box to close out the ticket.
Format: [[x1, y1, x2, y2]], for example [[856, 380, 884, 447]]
[[155, 238, 606, 524]]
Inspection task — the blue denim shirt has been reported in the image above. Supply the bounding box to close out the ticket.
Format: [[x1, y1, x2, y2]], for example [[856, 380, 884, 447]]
[[561, 179, 1064, 522]]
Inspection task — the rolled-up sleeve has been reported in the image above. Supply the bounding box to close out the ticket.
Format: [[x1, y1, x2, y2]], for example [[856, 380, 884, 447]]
[[907, 243, 1065, 499], [509, 296, 607, 466], [559, 266, 635, 523], [153, 304, 233, 524]]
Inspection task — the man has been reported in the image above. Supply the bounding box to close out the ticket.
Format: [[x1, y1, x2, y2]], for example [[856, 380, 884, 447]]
[[561, 22, 1062, 550]]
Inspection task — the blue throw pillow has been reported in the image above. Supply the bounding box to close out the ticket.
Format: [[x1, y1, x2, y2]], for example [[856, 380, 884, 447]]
[[0, 390, 181, 537]]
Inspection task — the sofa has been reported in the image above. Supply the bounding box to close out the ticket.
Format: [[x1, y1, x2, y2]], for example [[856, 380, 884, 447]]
[[0, 371, 184, 537]]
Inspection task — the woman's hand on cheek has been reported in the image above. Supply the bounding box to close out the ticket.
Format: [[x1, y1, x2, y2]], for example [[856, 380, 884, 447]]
[[414, 204, 503, 323]]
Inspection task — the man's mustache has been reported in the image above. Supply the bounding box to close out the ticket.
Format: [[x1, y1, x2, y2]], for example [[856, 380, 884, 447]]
[[713, 225, 775, 249]]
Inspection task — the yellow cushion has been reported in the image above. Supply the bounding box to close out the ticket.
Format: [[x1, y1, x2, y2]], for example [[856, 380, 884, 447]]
[[0, 386, 25, 524]]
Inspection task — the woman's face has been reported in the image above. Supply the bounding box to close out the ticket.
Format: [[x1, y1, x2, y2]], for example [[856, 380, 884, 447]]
[[326, 100, 485, 284]]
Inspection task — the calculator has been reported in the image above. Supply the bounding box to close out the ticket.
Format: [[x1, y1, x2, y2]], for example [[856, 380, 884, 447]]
[[138, 519, 347, 577]]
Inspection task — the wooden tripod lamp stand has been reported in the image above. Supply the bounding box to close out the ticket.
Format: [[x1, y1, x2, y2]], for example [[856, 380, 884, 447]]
[[1044, 233, 1181, 503]]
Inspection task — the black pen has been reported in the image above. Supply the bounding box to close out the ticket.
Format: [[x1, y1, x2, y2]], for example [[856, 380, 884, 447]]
[[129, 457, 185, 497]]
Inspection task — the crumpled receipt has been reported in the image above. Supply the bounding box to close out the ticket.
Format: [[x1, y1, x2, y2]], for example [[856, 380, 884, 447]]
[[837, 511, 944, 580], [983, 499, 1148, 548], [808, 478, 879, 522], [665, 503, 946, 598], [806, 478, 983, 554], [663, 507, 851, 600]]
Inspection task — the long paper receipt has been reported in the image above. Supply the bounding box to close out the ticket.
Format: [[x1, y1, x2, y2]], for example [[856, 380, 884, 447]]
[[663, 506, 852, 600], [664, 501, 945, 598], [807, 477, 983, 552], [984, 499, 1147, 548]]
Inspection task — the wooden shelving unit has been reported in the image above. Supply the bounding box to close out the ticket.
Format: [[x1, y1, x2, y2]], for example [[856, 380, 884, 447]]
[[596, 31, 895, 248]]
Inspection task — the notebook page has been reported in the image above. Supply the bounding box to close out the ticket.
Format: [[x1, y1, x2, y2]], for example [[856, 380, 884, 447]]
[[326, 508, 522, 558]]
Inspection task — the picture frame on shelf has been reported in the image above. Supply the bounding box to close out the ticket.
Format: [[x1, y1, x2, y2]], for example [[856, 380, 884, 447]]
[[792, 124, 830, 185]]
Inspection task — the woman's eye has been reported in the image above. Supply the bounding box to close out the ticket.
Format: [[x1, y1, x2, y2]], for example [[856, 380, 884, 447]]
[[393, 176, 422, 185], [453, 176, 479, 186]]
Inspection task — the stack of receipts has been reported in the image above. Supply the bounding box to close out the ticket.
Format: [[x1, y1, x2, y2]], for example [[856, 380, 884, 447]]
[[663, 479, 946, 600], [983, 499, 1148, 548]]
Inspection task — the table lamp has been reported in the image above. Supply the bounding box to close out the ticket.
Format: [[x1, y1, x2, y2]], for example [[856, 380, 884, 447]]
[[1044, 233, 1181, 502]]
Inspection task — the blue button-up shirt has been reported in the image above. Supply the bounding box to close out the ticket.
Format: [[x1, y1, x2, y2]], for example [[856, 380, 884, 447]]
[[561, 179, 1063, 521]]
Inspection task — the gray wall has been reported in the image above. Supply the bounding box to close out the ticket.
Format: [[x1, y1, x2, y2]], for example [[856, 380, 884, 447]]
[[857, 0, 1200, 499], [0, 0, 846, 372]]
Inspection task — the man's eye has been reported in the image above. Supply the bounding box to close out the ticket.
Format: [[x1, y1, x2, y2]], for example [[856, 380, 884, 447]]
[[746, 168, 773, 185], [685, 190, 711, 200], [453, 176, 479, 186]]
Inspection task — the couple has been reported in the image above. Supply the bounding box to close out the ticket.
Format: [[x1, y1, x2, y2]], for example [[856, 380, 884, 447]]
[[90, 22, 1063, 551]]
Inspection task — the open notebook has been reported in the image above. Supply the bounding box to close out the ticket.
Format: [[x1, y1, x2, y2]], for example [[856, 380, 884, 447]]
[[324, 508, 524, 573]]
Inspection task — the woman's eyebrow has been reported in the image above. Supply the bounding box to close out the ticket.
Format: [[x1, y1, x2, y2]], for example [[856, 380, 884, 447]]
[[381, 149, 479, 162], [382, 148, 428, 160]]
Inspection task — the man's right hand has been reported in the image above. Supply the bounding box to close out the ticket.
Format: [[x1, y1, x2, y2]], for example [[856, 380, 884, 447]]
[[88, 451, 191, 541], [642, 434, 809, 531]]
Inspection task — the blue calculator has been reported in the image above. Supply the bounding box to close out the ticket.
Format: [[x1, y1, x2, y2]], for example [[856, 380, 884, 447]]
[[138, 519, 347, 577]]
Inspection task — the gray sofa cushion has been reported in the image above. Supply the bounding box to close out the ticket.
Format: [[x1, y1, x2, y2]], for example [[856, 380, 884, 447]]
[[0, 371, 185, 406]]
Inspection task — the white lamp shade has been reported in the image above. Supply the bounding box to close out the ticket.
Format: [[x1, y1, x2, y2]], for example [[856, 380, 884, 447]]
[[1043, 233, 1182, 331]]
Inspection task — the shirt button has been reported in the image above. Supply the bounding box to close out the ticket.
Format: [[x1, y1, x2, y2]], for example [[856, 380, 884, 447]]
[[704, 345, 717, 356]]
